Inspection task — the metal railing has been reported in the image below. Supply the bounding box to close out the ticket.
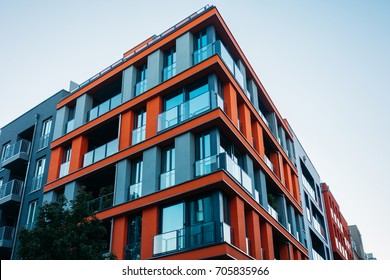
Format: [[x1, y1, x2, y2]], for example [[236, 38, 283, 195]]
[[0, 179, 23, 200], [153, 221, 231, 255], [86, 192, 114, 213], [68, 5, 211, 96], [83, 139, 118, 167], [87, 93, 122, 122], [2, 139, 31, 163]]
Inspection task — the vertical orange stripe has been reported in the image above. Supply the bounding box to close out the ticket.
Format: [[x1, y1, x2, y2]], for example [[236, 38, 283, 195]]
[[246, 210, 262, 259], [140, 206, 159, 259], [47, 147, 63, 183], [112, 216, 128, 260], [260, 221, 274, 260], [146, 96, 162, 139], [223, 83, 238, 128], [230, 196, 247, 252]]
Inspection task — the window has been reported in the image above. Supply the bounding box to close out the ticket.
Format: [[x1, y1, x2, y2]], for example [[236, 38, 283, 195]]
[[59, 146, 71, 177], [160, 145, 175, 189], [66, 106, 75, 133], [31, 157, 45, 192], [163, 47, 176, 81], [129, 158, 143, 200], [26, 200, 39, 230], [1, 142, 11, 162], [195, 132, 214, 176], [39, 118, 52, 149], [193, 29, 211, 64], [125, 215, 142, 260], [135, 64, 147, 96], [132, 109, 146, 145], [194, 29, 208, 51]]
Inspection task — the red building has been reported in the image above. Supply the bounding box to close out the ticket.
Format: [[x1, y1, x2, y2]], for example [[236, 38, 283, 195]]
[[43, 5, 307, 260], [321, 183, 353, 260]]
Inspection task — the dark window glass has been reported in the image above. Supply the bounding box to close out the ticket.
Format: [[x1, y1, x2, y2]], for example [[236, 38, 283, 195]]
[[194, 29, 208, 50]]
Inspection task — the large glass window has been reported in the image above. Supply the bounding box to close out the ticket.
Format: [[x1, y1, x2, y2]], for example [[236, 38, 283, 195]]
[[31, 157, 45, 192], [161, 145, 175, 189], [39, 118, 52, 149], [59, 146, 71, 177], [132, 109, 146, 145], [163, 47, 176, 81], [129, 158, 143, 200], [26, 200, 39, 230], [194, 29, 208, 51], [125, 214, 142, 260], [135, 64, 148, 96]]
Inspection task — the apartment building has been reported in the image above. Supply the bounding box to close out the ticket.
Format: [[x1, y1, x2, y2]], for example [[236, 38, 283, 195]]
[[41, 5, 307, 260], [349, 225, 366, 260], [322, 183, 353, 260], [292, 131, 332, 260], [0, 90, 66, 259]]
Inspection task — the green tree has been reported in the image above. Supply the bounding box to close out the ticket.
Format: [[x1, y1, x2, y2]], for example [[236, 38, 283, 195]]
[[17, 191, 115, 259]]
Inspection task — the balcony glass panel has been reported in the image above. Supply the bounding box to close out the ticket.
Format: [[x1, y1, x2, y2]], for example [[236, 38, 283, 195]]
[[234, 63, 245, 89], [225, 154, 242, 183], [86, 193, 113, 213], [195, 155, 218, 177], [135, 79, 147, 96], [160, 170, 175, 190], [163, 63, 176, 81], [0, 180, 23, 200], [110, 93, 122, 108], [94, 145, 106, 162], [87, 93, 122, 122], [66, 119, 75, 134], [268, 204, 279, 221], [83, 139, 118, 167], [153, 222, 230, 255], [241, 170, 253, 195], [106, 139, 118, 157], [59, 161, 70, 177], [129, 182, 142, 201], [38, 134, 50, 150], [99, 100, 110, 116], [31, 175, 43, 192], [313, 217, 325, 238], [264, 155, 274, 171], [132, 125, 146, 145], [312, 249, 324, 260], [193, 43, 214, 64], [217, 41, 234, 73], [302, 175, 316, 199]]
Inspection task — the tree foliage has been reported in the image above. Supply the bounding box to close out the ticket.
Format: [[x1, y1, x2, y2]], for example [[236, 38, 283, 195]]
[[17, 191, 114, 260]]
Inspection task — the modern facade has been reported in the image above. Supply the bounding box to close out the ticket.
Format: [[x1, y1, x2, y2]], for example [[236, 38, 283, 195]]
[[0, 90, 66, 259], [349, 225, 366, 260], [322, 183, 353, 260], [42, 5, 308, 260], [292, 130, 332, 260]]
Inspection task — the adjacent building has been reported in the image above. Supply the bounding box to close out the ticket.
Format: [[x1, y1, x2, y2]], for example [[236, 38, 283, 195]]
[[292, 131, 332, 260], [0, 90, 67, 259], [322, 183, 353, 260], [349, 225, 366, 260]]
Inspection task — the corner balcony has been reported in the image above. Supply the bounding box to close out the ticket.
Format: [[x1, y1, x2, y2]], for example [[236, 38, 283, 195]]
[[0, 179, 23, 207], [195, 152, 253, 195], [83, 139, 118, 167], [193, 40, 245, 90], [1, 140, 31, 170], [87, 93, 122, 122], [157, 90, 224, 132], [0, 226, 15, 248], [153, 221, 231, 256]]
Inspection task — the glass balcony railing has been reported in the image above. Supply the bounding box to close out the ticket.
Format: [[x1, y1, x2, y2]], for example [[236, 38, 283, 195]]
[[267, 204, 279, 221], [195, 153, 253, 195], [0, 226, 15, 248], [59, 161, 70, 177], [83, 139, 118, 167], [38, 134, 50, 150], [312, 217, 325, 238], [163, 63, 177, 81], [0, 179, 23, 202], [312, 249, 325, 260], [153, 221, 231, 256], [65, 119, 75, 134], [264, 154, 274, 172], [129, 182, 142, 201], [193, 40, 245, 90], [257, 109, 269, 127], [86, 192, 113, 213], [302, 175, 316, 200], [132, 125, 146, 145], [31, 174, 44, 192], [160, 170, 175, 190], [135, 79, 147, 96], [87, 93, 122, 122], [158, 90, 223, 132], [1, 139, 31, 164]]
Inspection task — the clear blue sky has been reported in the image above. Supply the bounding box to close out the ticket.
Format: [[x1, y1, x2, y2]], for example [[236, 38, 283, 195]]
[[1, 0, 389, 259]]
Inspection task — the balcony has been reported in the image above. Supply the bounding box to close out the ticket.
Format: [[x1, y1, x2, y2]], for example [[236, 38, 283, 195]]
[[193, 40, 245, 90], [31, 174, 44, 192], [153, 221, 231, 256], [132, 125, 146, 145], [160, 170, 175, 190], [264, 154, 274, 172], [1, 139, 31, 169], [257, 109, 269, 127], [195, 153, 253, 195], [135, 79, 147, 96], [83, 139, 118, 167], [128, 182, 142, 201], [0, 226, 15, 248], [87, 93, 122, 122], [312, 249, 325, 260], [0, 180, 23, 206], [157, 90, 224, 132], [86, 192, 113, 213], [163, 63, 176, 81], [65, 119, 75, 134], [59, 161, 70, 177], [302, 175, 316, 199], [312, 217, 326, 238], [267, 204, 279, 221]]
